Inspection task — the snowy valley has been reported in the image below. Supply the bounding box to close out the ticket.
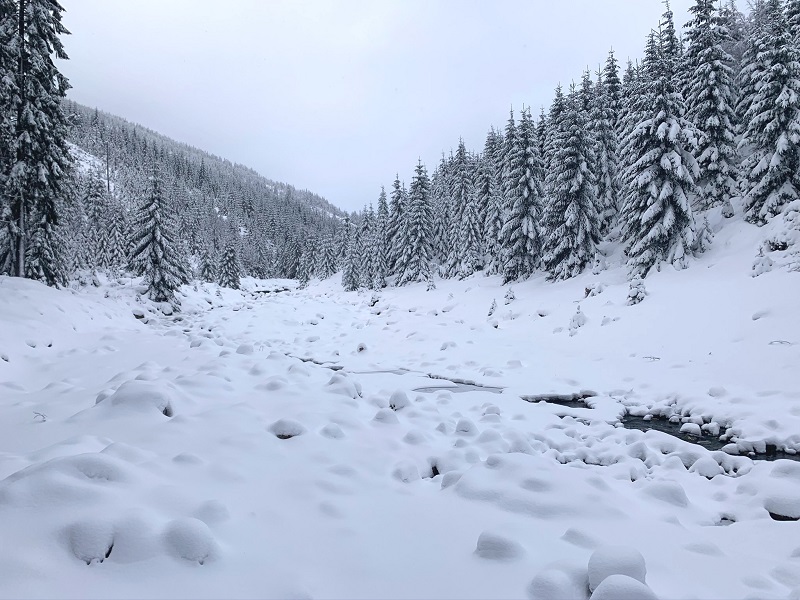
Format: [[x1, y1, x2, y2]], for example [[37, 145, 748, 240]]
[[4, 0, 800, 598], [1, 207, 800, 599]]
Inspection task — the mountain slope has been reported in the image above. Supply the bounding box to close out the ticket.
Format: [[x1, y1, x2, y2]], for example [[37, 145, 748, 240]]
[[63, 101, 346, 279]]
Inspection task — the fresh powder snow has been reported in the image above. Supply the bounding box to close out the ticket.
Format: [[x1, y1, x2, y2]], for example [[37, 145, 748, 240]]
[[1, 208, 799, 600]]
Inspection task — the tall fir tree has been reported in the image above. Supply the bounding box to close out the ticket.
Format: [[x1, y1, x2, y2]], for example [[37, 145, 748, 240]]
[[684, 0, 739, 214], [603, 49, 623, 131], [444, 139, 471, 277], [128, 167, 191, 305], [541, 85, 600, 280], [397, 161, 433, 285], [373, 186, 389, 288], [199, 247, 216, 283], [592, 69, 621, 233], [357, 205, 376, 288], [621, 11, 703, 277], [217, 240, 241, 290], [739, 0, 800, 223], [1, 0, 72, 283], [429, 155, 450, 264], [459, 165, 483, 278], [544, 86, 567, 174], [341, 224, 360, 292], [296, 239, 314, 288], [500, 107, 544, 282], [735, 1, 771, 125], [481, 128, 505, 275], [315, 232, 338, 279], [386, 175, 405, 275], [105, 202, 128, 272], [83, 169, 110, 269]]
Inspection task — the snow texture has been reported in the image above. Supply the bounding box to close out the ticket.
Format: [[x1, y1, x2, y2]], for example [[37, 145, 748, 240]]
[[0, 217, 799, 598]]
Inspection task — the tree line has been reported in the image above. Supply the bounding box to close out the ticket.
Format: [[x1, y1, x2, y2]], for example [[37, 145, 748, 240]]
[[331, 0, 800, 291]]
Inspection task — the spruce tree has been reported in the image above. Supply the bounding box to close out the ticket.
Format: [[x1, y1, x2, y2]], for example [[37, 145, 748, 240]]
[[544, 86, 567, 174], [735, 2, 771, 125], [105, 203, 128, 272], [83, 170, 110, 269], [541, 86, 600, 280], [199, 247, 216, 283], [296, 240, 314, 288], [341, 225, 360, 292], [444, 139, 471, 277], [429, 155, 450, 265], [739, 0, 800, 223], [386, 175, 405, 274], [374, 187, 389, 288], [128, 168, 190, 305], [315, 233, 337, 279], [603, 49, 623, 131], [617, 53, 650, 232], [500, 107, 544, 283], [397, 161, 433, 285], [357, 205, 375, 287], [1, 0, 72, 282], [459, 168, 482, 278], [592, 69, 620, 233], [481, 128, 504, 275], [684, 0, 739, 214], [217, 241, 241, 289], [621, 14, 702, 277]]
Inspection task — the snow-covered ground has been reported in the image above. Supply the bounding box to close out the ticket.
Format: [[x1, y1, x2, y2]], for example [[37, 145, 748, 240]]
[[2, 217, 800, 599]]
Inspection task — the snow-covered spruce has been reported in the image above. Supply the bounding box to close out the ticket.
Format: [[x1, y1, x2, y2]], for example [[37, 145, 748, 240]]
[[683, 0, 739, 215], [541, 84, 600, 281], [738, 0, 800, 224], [500, 107, 544, 283], [620, 13, 704, 278], [128, 168, 191, 306]]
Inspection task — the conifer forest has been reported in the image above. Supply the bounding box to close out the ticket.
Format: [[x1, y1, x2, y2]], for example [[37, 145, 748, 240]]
[[1, 1, 799, 301]]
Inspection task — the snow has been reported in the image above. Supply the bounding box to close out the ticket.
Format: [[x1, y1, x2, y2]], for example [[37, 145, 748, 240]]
[[587, 545, 647, 592], [590, 574, 658, 600], [1, 215, 800, 599]]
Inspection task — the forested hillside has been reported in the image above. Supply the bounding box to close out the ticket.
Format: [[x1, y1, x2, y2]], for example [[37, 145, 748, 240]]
[[62, 102, 347, 284], [1, 0, 348, 299], [331, 0, 800, 291]]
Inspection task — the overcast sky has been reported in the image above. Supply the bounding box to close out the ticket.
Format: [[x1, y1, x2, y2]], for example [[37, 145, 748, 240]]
[[60, 1, 748, 213]]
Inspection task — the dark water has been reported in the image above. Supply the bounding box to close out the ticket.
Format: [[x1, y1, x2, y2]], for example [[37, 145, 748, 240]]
[[621, 415, 800, 462], [521, 392, 594, 409]]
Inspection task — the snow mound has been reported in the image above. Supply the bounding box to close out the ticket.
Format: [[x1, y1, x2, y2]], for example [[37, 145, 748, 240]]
[[1, 453, 133, 507], [326, 373, 359, 398], [162, 518, 218, 564], [528, 563, 589, 600], [320, 423, 345, 439], [95, 380, 176, 417], [474, 531, 525, 561], [65, 518, 115, 564], [269, 419, 307, 439], [590, 574, 658, 600], [588, 545, 647, 592], [389, 390, 410, 411]]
